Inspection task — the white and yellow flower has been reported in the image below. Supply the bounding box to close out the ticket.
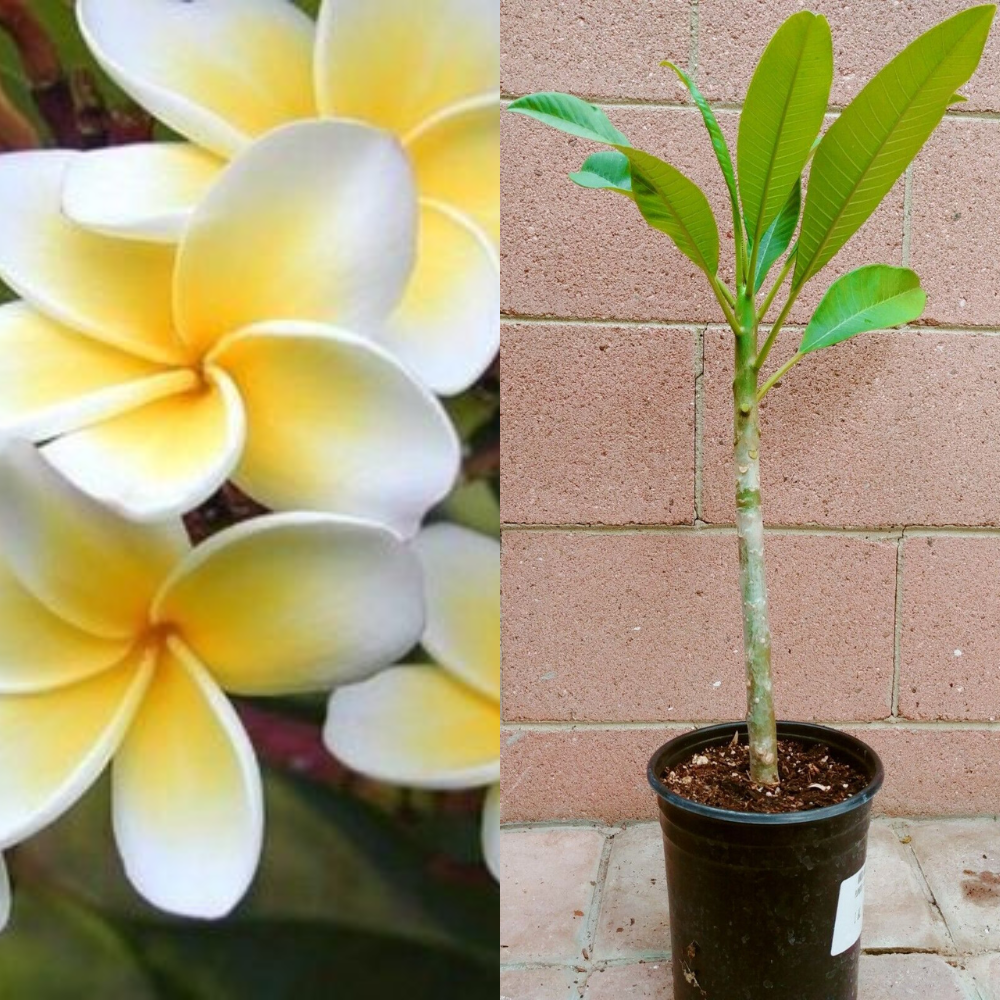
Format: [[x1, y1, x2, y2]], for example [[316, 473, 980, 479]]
[[324, 522, 500, 878], [73, 0, 499, 395], [0, 119, 459, 531], [0, 441, 425, 917]]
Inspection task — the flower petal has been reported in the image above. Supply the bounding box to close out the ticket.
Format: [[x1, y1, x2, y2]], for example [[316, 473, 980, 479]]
[[0, 302, 198, 441], [0, 649, 153, 847], [212, 323, 459, 534], [315, 0, 499, 137], [482, 785, 499, 880], [113, 637, 262, 918], [78, 0, 315, 158], [415, 524, 500, 702], [0, 857, 9, 932], [0, 151, 184, 366], [408, 98, 499, 245], [174, 120, 416, 355], [0, 440, 189, 639], [0, 555, 132, 695], [324, 665, 500, 789], [152, 513, 424, 695], [380, 201, 499, 395], [63, 143, 223, 243], [43, 368, 246, 522]]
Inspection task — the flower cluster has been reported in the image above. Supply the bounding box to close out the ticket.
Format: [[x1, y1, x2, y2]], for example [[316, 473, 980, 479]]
[[326, 523, 501, 877], [0, 0, 498, 924]]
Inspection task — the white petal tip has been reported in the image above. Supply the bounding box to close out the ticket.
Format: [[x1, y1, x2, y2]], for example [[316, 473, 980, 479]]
[[0, 858, 9, 931], [483, 786, 499, 880]]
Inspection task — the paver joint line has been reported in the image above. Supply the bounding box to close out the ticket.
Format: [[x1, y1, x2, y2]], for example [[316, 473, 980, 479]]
[[582, 832, 617, 964]]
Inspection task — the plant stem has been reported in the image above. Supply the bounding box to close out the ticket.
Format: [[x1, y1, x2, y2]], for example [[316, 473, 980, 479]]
[[0, 83, 38, 149], [746, 236, 760, 303], [463, 440, 500, 479], [734, 290, 779, 785], [733, 208, 748, 292], [0, 0, 60, 84], [753, 281, 799, 373], [0, 0, 79, 148], [711, 276, 741, 334]]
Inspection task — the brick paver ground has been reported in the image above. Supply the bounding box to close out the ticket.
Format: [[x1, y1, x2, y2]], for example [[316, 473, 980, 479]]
[[499, 818, 1000, 998]]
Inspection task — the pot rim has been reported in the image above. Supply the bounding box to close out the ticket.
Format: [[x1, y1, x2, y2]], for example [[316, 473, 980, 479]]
[[647, 720, 885, 827]]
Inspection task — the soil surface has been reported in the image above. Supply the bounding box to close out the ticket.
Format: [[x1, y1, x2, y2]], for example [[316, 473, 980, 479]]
[[661, 737, 869, 813]]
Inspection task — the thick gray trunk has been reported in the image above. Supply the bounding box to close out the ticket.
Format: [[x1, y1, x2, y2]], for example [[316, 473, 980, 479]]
[[734, 293, 779, 785]]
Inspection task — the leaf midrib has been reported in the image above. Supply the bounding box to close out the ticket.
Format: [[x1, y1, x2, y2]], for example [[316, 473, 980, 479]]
[[626, 150, 716, 275], [807, 284, 920, 349], [749, 19, 816, 247], [796, 18, 981, 287]]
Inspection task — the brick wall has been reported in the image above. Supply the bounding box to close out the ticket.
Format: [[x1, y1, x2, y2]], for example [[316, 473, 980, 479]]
[[500, 0, 1000, 822]]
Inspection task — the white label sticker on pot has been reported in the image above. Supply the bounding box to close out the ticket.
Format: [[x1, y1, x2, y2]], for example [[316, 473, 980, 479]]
[[831, 865, 865, 956]]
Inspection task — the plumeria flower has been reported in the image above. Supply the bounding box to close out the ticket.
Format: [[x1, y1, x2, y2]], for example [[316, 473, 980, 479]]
[[0, 441, 424, 917], [325, 523, 500, 878], [73, 0, 499, 395], [0, 119, 459, 530]]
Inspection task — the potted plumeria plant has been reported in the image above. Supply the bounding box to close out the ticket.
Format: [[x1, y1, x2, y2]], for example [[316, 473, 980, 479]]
[[510, 6, 994, 999]]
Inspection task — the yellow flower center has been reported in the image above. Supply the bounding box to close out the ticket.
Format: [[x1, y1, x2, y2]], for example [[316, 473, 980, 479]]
[[139, 622, 176, 659]]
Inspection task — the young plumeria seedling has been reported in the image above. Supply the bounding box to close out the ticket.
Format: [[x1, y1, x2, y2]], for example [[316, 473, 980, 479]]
[[510, 5, 995, 786]]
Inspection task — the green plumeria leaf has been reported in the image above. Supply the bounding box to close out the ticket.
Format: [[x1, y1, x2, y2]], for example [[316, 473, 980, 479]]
[[662, 60, 741, 232], [120, 920, 493, 999], [508, 91, 718, 274], [738, 11, 832, 245], [441, 480, 501, 537], [799, 264, 926, 355], [0, 889, 153, 999], [617, 146, 720, 275], [795, 5, 995, 288], [507, 92, 630, 145], [569, 150, 633, 197], [445, 391, 499, 443], [950, 91, 969, 102], [281, 775, 496, 962], [752, 178, 801, 292]]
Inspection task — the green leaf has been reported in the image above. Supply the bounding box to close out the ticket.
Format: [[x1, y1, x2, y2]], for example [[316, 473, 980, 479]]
[[440, 480, 501, 537], [120, 920, 493, 1000], [569, 150, 633, 197], [617, 147, 720, 275], [0, 888, 154, 999], [279, 774, 497, 963], [444, 390, 499, 443], [21, 772, 492, 958], [404, 805, 489, 867], [796, 5, 995, 288], [507, 92, 629, 145], [753, 178, 801, 292], [508, 91, 719, 275], [950, 91, 969, 103], [799, 265, 926, 355], [662, 61, 741, 230], [738, 11, 832, 244]]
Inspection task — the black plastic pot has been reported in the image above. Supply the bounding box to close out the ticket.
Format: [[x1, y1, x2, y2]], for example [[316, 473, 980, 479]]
[[647, 721, 884, 1000]]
